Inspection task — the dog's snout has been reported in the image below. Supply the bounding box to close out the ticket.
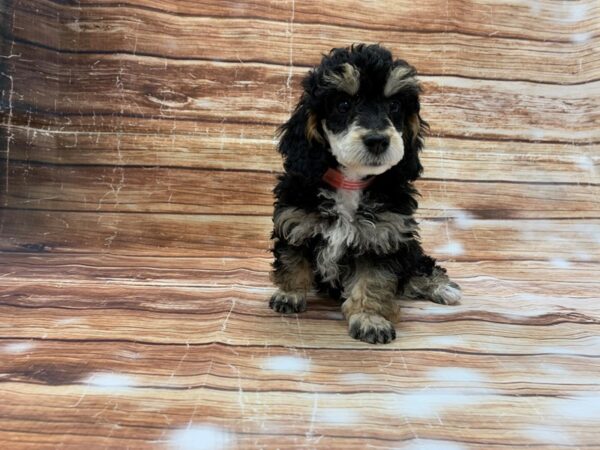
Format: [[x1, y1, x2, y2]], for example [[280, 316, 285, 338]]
[[362, 133, 390, 155]]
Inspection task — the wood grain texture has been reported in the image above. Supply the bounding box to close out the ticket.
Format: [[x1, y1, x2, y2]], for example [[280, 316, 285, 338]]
[[7, 123, 599, 184], [6, 43, 600, 142], [10, 0, 600, 85], [1, 0, 600, 448], [2, 209, 600, 260], [3, 162, 599, 218], [1, 255, 600, 449]]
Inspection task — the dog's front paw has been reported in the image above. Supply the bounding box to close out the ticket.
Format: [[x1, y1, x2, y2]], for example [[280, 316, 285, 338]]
[[431, 281, 462, 305], [348, 313, 396, 344], [404, 266, 462, 306], [269, 290, 307, 314]]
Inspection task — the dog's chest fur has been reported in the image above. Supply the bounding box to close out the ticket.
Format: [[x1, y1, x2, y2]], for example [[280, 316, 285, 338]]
[[315, 187, 415, 283], [273, 184, 418, 284], [326, 187, 362, 220], [316, 188, 363, 283]]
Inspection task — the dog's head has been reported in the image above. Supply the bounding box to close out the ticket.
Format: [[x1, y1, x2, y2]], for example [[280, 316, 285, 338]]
[[278, 44, 427, 181]]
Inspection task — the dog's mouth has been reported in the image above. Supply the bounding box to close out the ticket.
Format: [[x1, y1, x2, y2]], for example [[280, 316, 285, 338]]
[[365, 159, 388, 167]]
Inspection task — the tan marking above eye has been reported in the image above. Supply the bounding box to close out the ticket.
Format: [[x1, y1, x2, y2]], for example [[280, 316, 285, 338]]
[[323, 63, 360, 96], [384, 66, 418, 97]]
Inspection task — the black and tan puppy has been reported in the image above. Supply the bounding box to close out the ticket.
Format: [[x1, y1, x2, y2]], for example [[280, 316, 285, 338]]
[[270, 44, 461, 344]]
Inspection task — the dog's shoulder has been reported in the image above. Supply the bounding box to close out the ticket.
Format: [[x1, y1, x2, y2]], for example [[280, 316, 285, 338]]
[[273, 172, 323, 211], [367, 173, 420, 216]]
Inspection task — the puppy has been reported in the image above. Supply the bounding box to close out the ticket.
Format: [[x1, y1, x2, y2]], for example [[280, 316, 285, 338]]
[[269, 44, 461, 344]]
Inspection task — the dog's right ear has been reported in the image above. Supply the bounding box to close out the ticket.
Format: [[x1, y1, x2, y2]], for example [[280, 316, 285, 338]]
[[276, 87, 331, 180], [276, 100, 329, 179]]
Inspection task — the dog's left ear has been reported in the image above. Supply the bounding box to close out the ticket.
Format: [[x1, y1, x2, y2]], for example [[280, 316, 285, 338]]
[[399, 110, 428, 182], [388, 64, 428, 182], [384, 60, 427, 182]]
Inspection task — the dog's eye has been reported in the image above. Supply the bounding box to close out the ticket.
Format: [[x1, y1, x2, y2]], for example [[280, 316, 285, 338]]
[[336, 100, 351, 114], [389, 100, 401, 113]]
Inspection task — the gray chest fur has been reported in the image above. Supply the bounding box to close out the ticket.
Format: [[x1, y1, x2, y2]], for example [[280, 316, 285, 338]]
[[273, 190, 418, 283], [315, 189, 416, 283]]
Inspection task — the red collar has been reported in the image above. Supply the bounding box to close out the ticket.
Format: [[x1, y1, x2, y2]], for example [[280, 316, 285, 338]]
[[322, 168, 375, 190]]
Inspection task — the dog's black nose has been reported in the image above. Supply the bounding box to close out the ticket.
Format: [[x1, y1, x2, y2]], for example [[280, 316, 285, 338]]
[[363, 133, 390, 155]]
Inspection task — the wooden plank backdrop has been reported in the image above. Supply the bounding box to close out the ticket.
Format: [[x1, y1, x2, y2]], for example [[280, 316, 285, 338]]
[[1, 0, 599, 448]]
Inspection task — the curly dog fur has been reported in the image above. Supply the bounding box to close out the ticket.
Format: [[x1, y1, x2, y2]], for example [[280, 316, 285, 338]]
[[270, 44, 461, 344]]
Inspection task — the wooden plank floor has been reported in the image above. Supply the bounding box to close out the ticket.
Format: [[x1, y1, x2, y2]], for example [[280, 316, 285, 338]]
[[1, 0, 599, 449]]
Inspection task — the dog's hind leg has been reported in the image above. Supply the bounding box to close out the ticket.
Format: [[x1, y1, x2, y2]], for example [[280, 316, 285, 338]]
[[402, 255, 462, 305], [269, 244, 314, 314], [341, 262, 400, 344]]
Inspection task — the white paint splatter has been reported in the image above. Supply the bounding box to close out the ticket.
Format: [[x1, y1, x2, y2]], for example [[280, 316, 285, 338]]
[[339, 373, 373, 384], [85, 373, 137, 389], [191, 99, 217, 109], [572, 32, 592, 43], [169, 425, 234, 450], [573, 223, 600, 245], [525, 0, 541, 16], [529, 129, 545, 140], [574, 251, 592, 261], [65, 21, 83, 32], [395, 439, 467, 450], [55, 318, 82, 325], [316, 408, 360, 425], [553, 396, 600, 421], [453, 210, 475, 229], [416, 305, 461, 316], [566, 4, 588, 22], [434, 242, 464, 256], [389, 391, 484, 418], [262, 355, 310, 373], [548, 258, 572, 269], [540, 364, 570, 376], [521, 426, 572, 445], [574, 155, 596, 172], [517, 293, 568, 304], [3, 341, 35, 353], [427, 367, 486, 383], [146, 94, 191, 109], [424, 335, 465, 347]]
